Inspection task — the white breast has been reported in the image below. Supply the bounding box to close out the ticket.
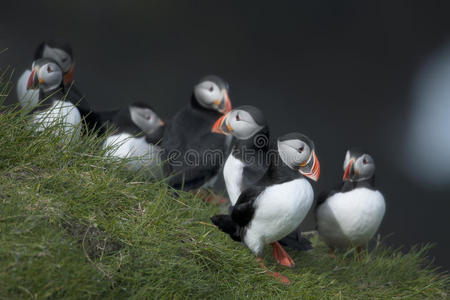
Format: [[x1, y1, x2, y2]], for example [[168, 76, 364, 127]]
[[316, 188, 386, 248], [17, 70, 39, 110], [103, 133, 163, 174], [223, 154, 245, 205], [31, 100, 82, 142], [244, 178, 313, 255]]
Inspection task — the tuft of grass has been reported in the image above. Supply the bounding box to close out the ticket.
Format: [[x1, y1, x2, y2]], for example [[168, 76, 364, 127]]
[[0, 88, 448, 299]]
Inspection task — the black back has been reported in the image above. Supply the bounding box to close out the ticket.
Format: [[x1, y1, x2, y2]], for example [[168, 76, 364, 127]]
[[161, 94, 229, 190], [65, 83, 93, 125], [94, 106, 155, 138]]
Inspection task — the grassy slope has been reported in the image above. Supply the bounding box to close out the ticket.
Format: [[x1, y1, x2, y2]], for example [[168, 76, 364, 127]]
[[0, 88, 448, 299]]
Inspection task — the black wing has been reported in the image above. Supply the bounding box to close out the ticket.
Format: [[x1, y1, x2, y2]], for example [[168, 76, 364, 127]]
[[231, 186, 264, 227], [315, 180, 355, 208], [316, 189, 333, 208], [161, 103, 227, 190]]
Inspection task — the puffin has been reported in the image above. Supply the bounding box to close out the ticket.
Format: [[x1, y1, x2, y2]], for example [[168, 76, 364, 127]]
[[211, 132, 320, 284], [101, 102, 165, 174], [17, 41, 94, 130], [211, 105, 270, 205], [26, 57, 82, 140], [212, 106, 313, 250], [161, 75, 232, 191], [315, 149, 385, 260]]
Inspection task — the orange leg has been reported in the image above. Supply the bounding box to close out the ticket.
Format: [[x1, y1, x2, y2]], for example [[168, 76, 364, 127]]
[[271, 242, 296, 268], [257, 257, 290, 285], [357, 246, 363, 261], [191, 189, 228, 205]]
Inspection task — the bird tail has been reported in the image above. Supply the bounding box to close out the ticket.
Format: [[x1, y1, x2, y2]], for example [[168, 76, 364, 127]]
[[278, 230, 313, 251], [211, 214, 241, 242]]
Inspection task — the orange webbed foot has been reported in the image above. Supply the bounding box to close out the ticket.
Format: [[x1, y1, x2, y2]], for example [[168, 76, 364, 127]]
[[257, 257, 291, 285], [271, 242, 296, 268]]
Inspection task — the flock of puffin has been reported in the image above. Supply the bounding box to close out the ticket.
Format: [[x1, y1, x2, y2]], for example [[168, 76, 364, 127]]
[[16, 41, 386, 284]]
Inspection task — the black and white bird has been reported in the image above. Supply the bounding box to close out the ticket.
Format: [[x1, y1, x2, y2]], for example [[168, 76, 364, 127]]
[[26, 57, 82, 140], [101, 102, 165, 173], [17, 41, 93, 128], [212, 106, 313, 250], [162, 75, 232, 190], [211, 105, 270, 205], [315, 149, 385, 259], [211, 132, 320, 284]]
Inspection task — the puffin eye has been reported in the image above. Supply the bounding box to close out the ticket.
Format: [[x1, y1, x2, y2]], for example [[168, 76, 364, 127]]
[[236, 113, 240, 121], [298, 146, 304, 153], [208, 86, 214, 92], [363, 158, 368, 165], [47, 65, 53, 73]]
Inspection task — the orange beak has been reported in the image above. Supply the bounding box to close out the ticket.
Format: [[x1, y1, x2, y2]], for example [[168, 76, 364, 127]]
[[223, 90, 232, 114], [63, 63, 75, 86], [343, 159, 354, 181], [26, 69, 37, 90], [211, 114, 232, 135], [216, 89, 232, 114], [300, 151, 320, 182]]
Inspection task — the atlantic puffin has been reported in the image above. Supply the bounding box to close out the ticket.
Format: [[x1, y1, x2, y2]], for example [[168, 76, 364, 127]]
[[211, 105, 269, 205], [212, 106, 313, 250], [26, 58, 82, 140], [17, 41, 94, 129], [162, 75, 232, 190], [211, 132, 320, 284], [101, 102, 165, 173], [315, 149, 385, 260]]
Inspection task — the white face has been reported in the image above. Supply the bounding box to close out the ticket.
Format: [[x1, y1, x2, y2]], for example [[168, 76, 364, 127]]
[[277, 139, 312, 170], [353, 154, 375, 180], [226, 109, 263, 140], [129, 106, 163, 135], [37, 62, 63, 92], [42, 45, 72, 73], [194, 80, 226, 111], [342, 151, 376, 181]]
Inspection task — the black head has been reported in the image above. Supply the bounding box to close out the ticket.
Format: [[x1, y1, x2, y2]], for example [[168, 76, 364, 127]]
[[211, 105, 266, 140], [27, 58, 63, 93], [277, 132, 320, 181], [193, 75, 232, 114], [342, 149, 376, 182], [33, 41, 75, 85]]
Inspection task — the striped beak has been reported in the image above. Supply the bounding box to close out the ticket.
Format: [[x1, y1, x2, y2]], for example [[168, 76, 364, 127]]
[[63, 63, 75, 86], [26, 67, 39, 90], [211, 113, 232, 135], [343, 159, 354, 181], [216, 89, 232, 114], [299, 151, 320, 182]]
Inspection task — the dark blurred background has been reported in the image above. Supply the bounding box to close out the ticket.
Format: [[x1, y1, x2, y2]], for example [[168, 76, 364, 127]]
[[1, 1, 449, 270]]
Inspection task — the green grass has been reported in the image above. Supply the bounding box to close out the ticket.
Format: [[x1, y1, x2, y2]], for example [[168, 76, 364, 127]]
[[0, 83, 448, 299]]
